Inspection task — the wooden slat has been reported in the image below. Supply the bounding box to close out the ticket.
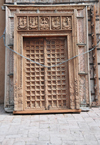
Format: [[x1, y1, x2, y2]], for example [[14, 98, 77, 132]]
[[13, 109, 81, 114], [44, 39, 48, 110]]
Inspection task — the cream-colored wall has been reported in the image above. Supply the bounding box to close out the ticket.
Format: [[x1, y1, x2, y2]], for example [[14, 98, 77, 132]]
[[0, 0, 5, 103]]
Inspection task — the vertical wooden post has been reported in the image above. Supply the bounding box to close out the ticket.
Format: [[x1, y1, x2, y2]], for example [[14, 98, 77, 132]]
[[91, 5, 100, 106], [86, 6, 91, 106], [44, 39, 48, 110], [73, 9, 79, 109]]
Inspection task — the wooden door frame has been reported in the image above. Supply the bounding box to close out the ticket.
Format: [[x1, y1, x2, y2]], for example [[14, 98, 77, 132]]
[[13, 12, 80, 113]]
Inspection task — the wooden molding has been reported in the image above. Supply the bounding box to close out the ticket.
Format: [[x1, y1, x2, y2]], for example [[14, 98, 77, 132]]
[[13, 109, 81, 114]]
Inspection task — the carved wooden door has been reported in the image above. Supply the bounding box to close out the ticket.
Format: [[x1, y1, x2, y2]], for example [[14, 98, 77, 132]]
[[23, 37, 69, 111]]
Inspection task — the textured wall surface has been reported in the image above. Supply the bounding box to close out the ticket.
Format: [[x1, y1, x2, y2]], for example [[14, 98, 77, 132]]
[[0, 0, 5, 103], [5, 0, 99, 3]]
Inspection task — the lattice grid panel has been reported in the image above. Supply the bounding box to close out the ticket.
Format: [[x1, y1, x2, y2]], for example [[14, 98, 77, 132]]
[[46, 39, 68, 109], [79, 47, 85, 72], [24, 39, 45, 109], [24, 37, 68, 110]]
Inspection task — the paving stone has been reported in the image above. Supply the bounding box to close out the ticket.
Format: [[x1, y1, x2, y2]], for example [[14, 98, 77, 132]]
[[40, 123, 50, 129], [85, 140, 99, 145], [74, 141, 87, 145], [30, 115, 40, 122], [0, 136, 5, 142], [0, 105, 100, 144], [83, 134, 97, 141], [28, 133, 39, 138], [1, 139, 14, 145], [39, 132, 50, 141], [13, 141, 25, 145], [90, 126, 100, 134], [48, 115, 58, 123], [6, 126, 19, 135], [50, 135, 62, 145], [15, 137, 38, 142], [62, 141, 75, 145], [5, 134, 27, 139], [40, 115, 48, 123], [26, 141, 50, 145], [18, 129, 29, 135], [56, 114, 67, 123]]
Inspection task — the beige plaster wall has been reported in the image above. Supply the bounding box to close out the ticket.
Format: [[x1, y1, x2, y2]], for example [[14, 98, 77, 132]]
[[0, 0, 5, 103]]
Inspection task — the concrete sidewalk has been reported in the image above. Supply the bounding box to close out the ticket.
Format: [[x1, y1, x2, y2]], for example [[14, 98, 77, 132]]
[[0, 104, 100, 145]]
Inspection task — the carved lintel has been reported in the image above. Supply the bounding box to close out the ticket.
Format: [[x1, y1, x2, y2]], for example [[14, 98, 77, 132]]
[[17, 16, 72, 31]]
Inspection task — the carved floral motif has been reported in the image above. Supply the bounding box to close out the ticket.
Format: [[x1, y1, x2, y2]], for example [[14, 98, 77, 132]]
[[70, 83, 75, 109], [51, 17, 60, 30], [74, 79, 80, 109], [29, 17, 38, 30], [18, 17, 27, 30], [62, 17, 72, 29], [40, 17, 50, 30]]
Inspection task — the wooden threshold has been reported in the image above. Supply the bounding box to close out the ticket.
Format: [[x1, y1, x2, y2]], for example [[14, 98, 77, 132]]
[[13, 109, 81, 114]]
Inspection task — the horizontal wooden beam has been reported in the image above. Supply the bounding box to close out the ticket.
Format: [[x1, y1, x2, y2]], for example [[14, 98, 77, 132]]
[[77, 16, 84, 18], [78, 72, 88, 75], [77, 43, 86, 46], [13, 109, 81, 114], [90, 63, 100, 65]]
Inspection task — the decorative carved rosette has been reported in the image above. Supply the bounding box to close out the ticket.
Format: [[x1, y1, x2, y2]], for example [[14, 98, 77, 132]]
[[29, 17, 38, 30], [70, 84, 75, 109], [18, 17, 27, 30], [62, 17, 72, 30], [40, 17, 50, 30], [51, 16, 60, 30], [17, 87, 23, 110], [14, 83, 18, 110], [74, 79, 80, 109]]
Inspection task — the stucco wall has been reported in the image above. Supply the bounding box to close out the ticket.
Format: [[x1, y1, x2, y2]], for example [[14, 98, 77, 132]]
[[5, 0, 99, 3], [0, 0, 5, 103]]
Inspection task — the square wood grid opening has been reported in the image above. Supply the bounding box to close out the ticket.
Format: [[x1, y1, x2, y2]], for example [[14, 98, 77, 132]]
[[23, 37, 69, 110]]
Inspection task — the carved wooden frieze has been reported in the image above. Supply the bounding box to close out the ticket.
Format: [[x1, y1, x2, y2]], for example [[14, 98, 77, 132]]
[[18, 16, 27, 30], [29, 17, 38, 30], [17, 16, 72, 31], [40, 17, 50, 30], [62, 16, 72, 30], [51, 16, 60, 30]]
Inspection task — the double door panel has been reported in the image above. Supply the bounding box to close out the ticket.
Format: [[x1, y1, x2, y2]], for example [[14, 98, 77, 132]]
[[23, 37, 69, 110]]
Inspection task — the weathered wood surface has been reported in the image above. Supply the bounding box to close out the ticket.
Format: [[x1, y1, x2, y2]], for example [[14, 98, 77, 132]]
[[13, 7, 88, 112], [89, 5, 100, 106], [4, 1, 100, 113], [13, 109, 81, 114]]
